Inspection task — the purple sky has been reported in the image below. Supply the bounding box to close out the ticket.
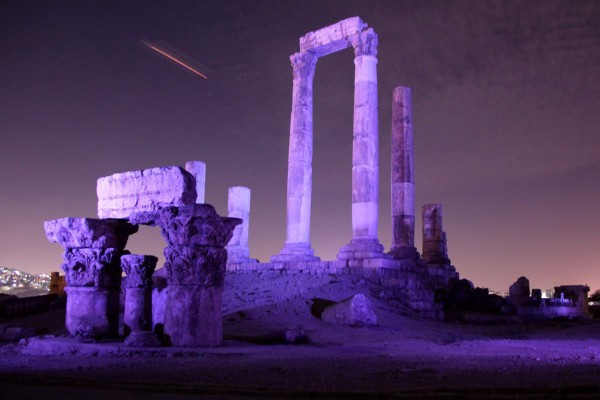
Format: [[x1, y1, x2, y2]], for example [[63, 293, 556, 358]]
[[1, 1, 599, 293]]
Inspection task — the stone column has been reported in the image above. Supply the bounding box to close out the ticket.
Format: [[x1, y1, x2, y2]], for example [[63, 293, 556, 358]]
[[422, 204, 450, 265], [226, 186, 258, 263], [338, 28, 385, 262], [130, 205, 240, 347], [272, 51, 320, 262], [44, 218, 138, 341], [185, 161, 206, 203], [121, 254, 160, 347], [390, 86, 417, 261]]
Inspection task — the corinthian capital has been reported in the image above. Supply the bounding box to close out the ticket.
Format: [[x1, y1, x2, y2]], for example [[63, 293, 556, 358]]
[[61, 247, 123, 288], [350, 28, 378, 57], [121, 254, 158, 288], [290, 52, 318, 81]]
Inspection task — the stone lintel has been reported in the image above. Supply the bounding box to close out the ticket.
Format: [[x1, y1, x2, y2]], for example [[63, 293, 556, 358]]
[[299, 16, 367, 57]]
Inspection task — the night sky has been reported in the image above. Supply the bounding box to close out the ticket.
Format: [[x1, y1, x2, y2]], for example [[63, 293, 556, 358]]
[[1, 1, 599, 293]]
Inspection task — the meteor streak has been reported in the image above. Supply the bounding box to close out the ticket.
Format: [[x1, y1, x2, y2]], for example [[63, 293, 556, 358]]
[[141, 39, 208, 79]]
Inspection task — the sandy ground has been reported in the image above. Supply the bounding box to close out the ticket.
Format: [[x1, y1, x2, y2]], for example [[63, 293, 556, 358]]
[[2, 271, 600, 399]]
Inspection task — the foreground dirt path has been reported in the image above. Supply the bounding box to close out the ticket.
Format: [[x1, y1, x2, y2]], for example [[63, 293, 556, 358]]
[[3, 272, 600, 398]]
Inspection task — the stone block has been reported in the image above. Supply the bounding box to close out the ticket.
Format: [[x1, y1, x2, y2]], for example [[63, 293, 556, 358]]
[[97, 166, 196, 219], [321, 294, 377, 327]]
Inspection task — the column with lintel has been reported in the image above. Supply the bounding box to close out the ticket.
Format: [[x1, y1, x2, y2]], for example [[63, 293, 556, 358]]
[[390, 86, 418, 261], [226, 186, 258, 263], [338, 28, 385, 262], [272, 52, 320, 262]]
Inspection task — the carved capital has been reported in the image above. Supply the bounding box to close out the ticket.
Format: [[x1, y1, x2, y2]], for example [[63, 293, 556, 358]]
[[121, 254, 158, 288], [61, 248, 125, 288], [164, 246, 227, 286], [350, 28, 378, 57], [290, 52, 318, 81]]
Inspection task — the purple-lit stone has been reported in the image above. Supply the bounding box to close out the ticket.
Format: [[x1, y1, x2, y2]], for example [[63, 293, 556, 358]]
[[44, 217, 138, 250], [226, 186, 258, 264], [390, 86, 418, 261], [421, 204, 450, 266], [97, 166, 197, 219], [132, 204, 240, 347], [184, 161, 206, 204], [121, 255, 158, 345], [44, 217, 137, 341], [321, 294, 378, 326]]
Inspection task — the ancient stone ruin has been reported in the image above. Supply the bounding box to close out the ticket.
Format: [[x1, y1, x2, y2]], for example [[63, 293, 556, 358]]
[[43, 16, 590, 348]]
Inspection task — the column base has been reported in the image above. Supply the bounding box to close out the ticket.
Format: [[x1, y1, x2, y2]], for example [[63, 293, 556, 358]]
[[337, 238, 388, 261], [271, 242, 320, 262], [389, 246, 419, 261], [226, 247, 259, 264]]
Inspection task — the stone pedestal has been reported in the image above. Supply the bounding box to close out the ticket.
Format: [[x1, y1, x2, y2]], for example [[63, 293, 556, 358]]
[[65, 286, 120, 340], [130, 204, 240, 347], [44, 218, 137, 341], [390, 86, 418, 261], [422, 204, 450, 265], [122, 254, 159, 347], [273, 52, 320, 263], [338, 28, 385, 261], [184, 161, 206, 204], [226, 186, 258, 263]]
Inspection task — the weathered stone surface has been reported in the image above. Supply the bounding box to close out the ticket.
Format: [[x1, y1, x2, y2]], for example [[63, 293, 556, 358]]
[[44, 218, 138, 250], [321, 294, 377, 326], [132, 204, 240, 347], [390, 86, 417, 261], [184, 161, 206, 204], [97, 166, 196, 219], [164, 285, 223, 347], [130, 204, 240, 249], [226, 186, 258, 263], [61, 248, 124, 288], [300, 16, 367, 56], [65, 286, 120, 340], [422, 204, 450, 265], [122, 254, 158, 288]]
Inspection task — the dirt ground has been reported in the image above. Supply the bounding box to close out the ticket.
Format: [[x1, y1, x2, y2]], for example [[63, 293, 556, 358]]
[[2, 271, 600, 399]]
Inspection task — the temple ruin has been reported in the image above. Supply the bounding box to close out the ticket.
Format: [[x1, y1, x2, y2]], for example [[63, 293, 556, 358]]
[[42, 16, 589, 349]]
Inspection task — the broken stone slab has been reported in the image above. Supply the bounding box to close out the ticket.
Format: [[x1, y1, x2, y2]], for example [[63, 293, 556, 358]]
[[321, 293, 377, 327], [44, 218, 138, 249], [97, 166, 197, 219]]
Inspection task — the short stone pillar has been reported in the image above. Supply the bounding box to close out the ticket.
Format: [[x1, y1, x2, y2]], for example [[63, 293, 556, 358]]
[[390, 86, 417, 261], [421, 204, 450, 265], [121, 254, 160, 347], [338, 28, 385, 262], [226, 186, 258, 263], [130, 204, 240, 347], [272, 51, 320, 262], [44, 218, 138, 341], [185, 161, 206, 204]]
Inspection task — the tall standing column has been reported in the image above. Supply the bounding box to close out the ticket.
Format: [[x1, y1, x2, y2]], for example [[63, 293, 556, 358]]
[[390, 86, 417, 261], [272, 52, 320, 262], [226, 186, 258, 263], [338, 28, 385, 262], [185, 161, 206, 204]]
